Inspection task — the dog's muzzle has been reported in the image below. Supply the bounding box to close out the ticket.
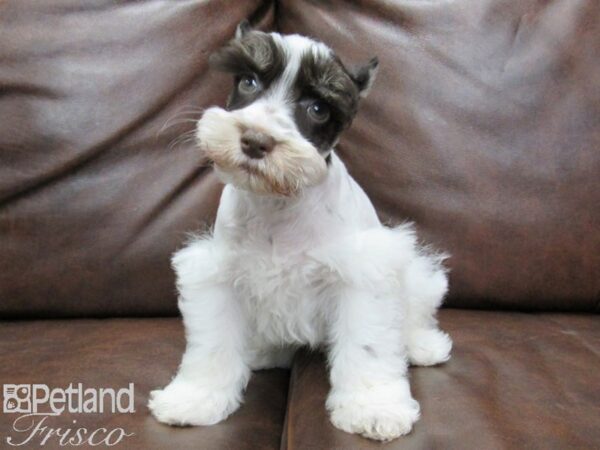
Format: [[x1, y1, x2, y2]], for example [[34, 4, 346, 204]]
[[195, 106, 328, 196]]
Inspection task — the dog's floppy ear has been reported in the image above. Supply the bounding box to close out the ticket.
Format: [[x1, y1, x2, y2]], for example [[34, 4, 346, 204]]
[[235, 20, 252, 39], [351, 57, 379, 98]]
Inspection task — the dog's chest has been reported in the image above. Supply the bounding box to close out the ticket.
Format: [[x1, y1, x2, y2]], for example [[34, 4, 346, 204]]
[[219, 198, 341, 345], [227, 206, 332, 291]]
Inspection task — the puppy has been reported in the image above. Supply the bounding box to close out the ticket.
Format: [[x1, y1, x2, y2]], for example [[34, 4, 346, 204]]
[[148, 22, 452, 442]]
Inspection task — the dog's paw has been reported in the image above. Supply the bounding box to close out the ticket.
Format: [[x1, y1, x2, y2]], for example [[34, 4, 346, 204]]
[[148, 380, 240, 426], [327, 394, 420, 441], [407, 328, 452, 367]]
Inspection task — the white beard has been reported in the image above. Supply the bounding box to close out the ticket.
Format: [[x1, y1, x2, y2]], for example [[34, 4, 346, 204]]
[[197, 105, 328, 196], [148, 152, 452, 442]]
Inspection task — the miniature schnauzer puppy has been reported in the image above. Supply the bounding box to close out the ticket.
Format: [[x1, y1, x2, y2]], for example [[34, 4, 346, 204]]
[[148, 22, 452, 442]]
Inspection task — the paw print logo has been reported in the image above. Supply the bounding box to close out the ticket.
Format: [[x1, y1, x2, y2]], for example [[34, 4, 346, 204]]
[[3, 385, 31, 413]]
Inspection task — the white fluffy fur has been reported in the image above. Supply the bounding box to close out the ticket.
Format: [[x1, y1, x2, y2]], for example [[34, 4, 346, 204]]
[[148, 32, 452, 442]]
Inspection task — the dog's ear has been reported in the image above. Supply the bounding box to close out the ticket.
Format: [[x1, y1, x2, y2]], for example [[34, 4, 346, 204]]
[[351, 57, 379, 98], [210, 20, 251, 71], [235, 20, 252, 39]]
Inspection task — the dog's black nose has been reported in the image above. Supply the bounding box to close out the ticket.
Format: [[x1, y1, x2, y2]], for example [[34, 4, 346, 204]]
[[240, 129, 275, 159]]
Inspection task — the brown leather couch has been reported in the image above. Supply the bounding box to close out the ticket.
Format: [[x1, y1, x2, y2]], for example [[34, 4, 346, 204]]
[[1, 1, 598, 449]]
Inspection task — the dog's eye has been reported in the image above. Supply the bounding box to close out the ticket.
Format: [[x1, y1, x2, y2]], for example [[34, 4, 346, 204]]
[[238, 74, 259, 95], [307, 100, 330, 124]]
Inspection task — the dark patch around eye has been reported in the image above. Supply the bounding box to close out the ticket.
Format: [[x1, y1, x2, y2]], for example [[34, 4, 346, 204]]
[[293, 51, 361, 153], [209, 31, 286, 110], [227, 75, 261, 110], [293, 99, 344, 153]]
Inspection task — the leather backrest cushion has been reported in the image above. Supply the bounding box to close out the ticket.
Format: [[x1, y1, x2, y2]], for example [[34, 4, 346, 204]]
[[1, 0, 598, 317], [0, 0, 273, 318], [279, 0, 600, 311]]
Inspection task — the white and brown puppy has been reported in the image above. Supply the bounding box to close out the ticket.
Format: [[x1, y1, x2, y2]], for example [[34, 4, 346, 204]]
[[149, 22, 452, 442]]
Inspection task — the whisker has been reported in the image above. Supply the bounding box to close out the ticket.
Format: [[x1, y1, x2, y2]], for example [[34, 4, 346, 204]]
[[167, 130, 197, 151], [157, 107, 206, 138]]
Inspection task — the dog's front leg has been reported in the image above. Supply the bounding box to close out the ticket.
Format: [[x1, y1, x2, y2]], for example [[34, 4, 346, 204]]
[[148, 282, 250, 426], [326, 287, 419, 441]]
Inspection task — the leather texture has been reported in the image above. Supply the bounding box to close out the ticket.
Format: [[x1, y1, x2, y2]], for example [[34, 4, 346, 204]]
[[2, 0, 599, 318], [1, 312, 597, 449], [279, 0, 600, 311], [0, 318, 289, 450], [1, 0, 599, 449], [282, 309, 600, 450], [0, 0, 273, 318]]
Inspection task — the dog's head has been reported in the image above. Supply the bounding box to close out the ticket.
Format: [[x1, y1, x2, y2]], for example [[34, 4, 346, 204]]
[[196, 21, 378, 196]]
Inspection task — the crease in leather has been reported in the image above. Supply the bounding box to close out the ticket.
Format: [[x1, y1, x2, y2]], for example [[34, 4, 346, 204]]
[[114, 163, 213, 258], [0, 85, 186, 209]]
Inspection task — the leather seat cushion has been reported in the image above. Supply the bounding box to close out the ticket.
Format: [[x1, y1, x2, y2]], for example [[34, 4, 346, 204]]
[[282, 309, 600, 449], [0, 318, 289, 450]]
